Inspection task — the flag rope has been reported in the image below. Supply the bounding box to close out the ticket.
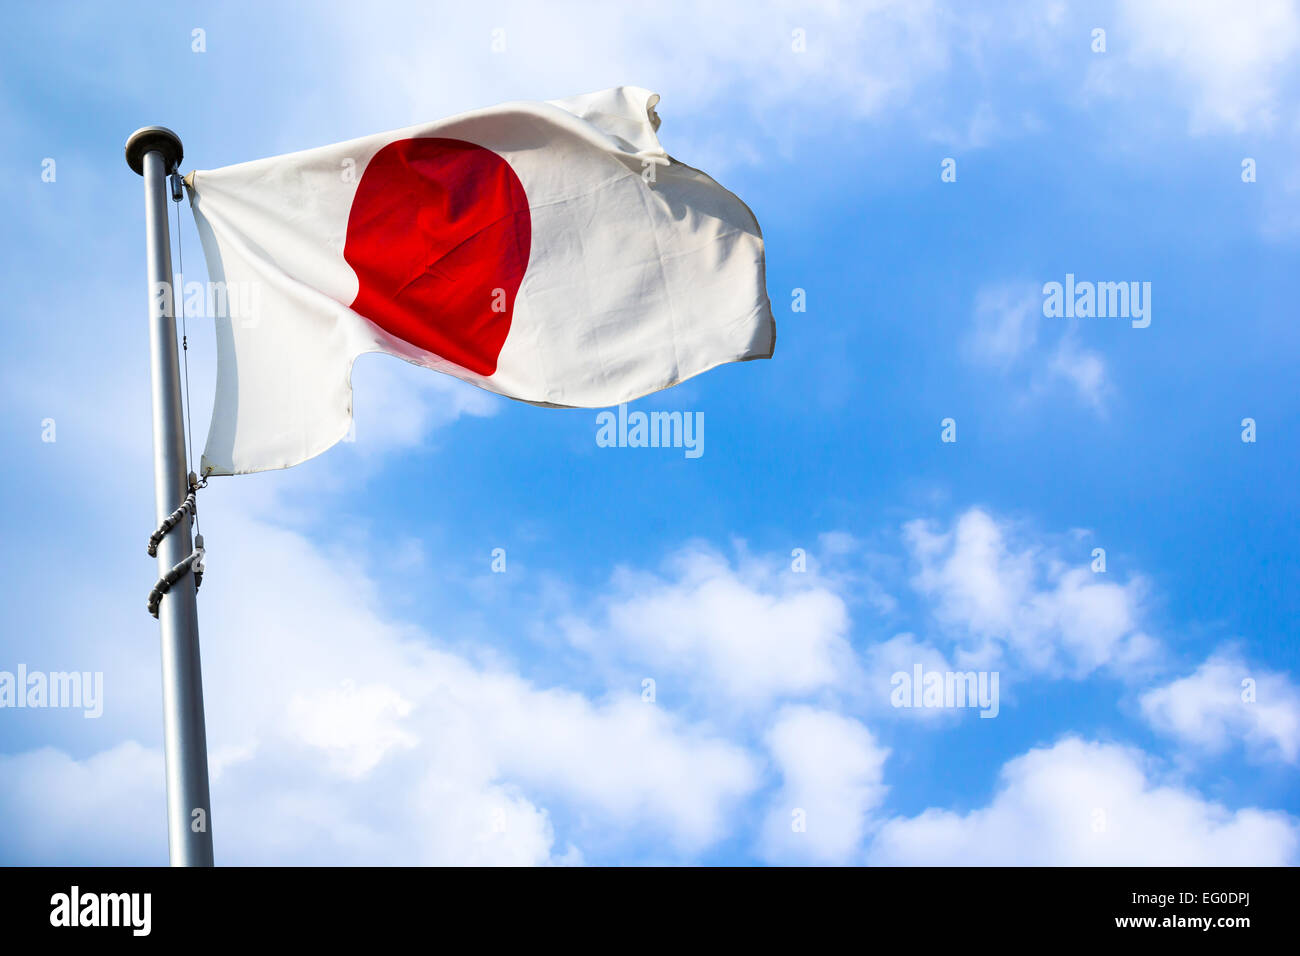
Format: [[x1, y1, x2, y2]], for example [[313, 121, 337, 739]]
[[142, 170, 207, 619], [171, 177, 201, 535], [147, 491, 196, 558], [147, 549, 204, 619]]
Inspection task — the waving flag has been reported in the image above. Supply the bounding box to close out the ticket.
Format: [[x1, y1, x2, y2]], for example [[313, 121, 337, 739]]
[[187, 87, 775, 475]]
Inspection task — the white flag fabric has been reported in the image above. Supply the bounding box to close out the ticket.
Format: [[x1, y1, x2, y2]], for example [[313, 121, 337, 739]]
[[187, 87, 775, 475]]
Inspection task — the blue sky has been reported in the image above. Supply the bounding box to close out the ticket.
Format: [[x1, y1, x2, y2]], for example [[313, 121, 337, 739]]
[[1, 0, 1298, 864]]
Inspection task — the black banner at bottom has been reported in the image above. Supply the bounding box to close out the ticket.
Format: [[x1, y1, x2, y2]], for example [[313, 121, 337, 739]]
[[0, 865, 1284, 942]]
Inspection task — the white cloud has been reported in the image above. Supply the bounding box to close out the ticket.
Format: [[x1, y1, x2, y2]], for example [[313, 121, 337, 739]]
[[759, 706, 889, 864], [579, 546, 858, 705], [1116, 0, 1300, 134], [286, 681, 419, 779], [860, 632, 961, 722], [965, 282, 1111, 410], [203, 511, 760, 859], [4, 503, 1294, 866], [454, 681, 759, 851], [0, 743, 164, 864], [212, 0, 1299, 169], [869, 736, 1299, 865], [966, 282, 1041, 369], [347, 353, 499, 460], [1141, 652, 1300, 763], [1048, 332, 1109, 410], [321, 1, 957, 164], [0, 507, 760, 864], [905, 508, 1158, 677]]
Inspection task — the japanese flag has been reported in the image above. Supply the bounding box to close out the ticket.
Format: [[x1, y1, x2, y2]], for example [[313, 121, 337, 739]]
[[187, 87, 775, 475]]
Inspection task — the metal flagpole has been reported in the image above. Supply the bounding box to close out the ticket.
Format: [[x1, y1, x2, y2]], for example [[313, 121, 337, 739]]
[[125, 126, 215, 866]]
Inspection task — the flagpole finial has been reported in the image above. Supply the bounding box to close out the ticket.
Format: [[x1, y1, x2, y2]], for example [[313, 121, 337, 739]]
[[125, 126, 183, 176]]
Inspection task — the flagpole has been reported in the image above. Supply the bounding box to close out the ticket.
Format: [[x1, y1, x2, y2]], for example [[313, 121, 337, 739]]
[[126, 126, 215, 867]]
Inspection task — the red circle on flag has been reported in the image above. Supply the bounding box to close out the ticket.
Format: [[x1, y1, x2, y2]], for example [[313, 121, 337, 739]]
[[344, 137, 531, 376]]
